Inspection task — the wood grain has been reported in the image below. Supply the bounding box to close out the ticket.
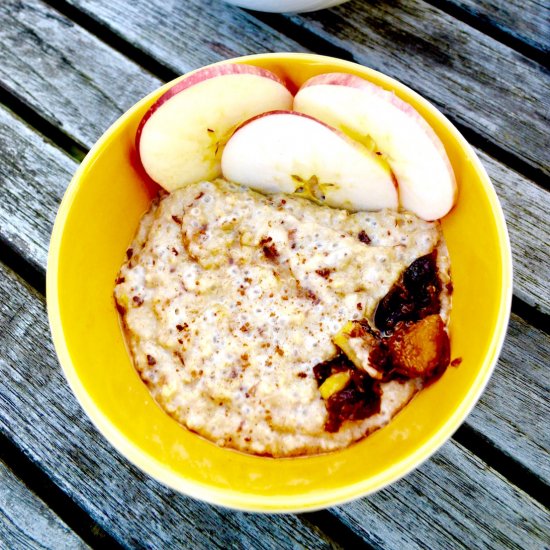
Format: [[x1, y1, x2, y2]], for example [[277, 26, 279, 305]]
[[59, 0, 308, 73], [0, 0, 548, 313], [0, 459, 89, 550], [0, 0, 160, 151], [0, 106, 73, 273], [1, 261, 548, 548], [0, 100, 549, 485], [477, 150, 550, 314], [281, 0, 550, 178], [0, 266, 339, 548], [332, 439, 550, 549], [467, 312, 550, 486], [437, 0, 550, 56]]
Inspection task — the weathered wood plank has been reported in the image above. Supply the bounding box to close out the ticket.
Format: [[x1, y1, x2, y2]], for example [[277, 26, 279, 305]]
[[278, 0, 550, 178], [477, 150, 550, 314], [0, 0, 548, 313], [0, 292, 338, 547], [0, 102, 549, 485], [332, 439, 550, 549], [0, 0, 160, 151], [1, 261, 548, 549], [468, 312, 550, 486], [438, 0, 550, 56], [60, 0, 307, 73], [0, 106, 73, 273], [0, 459, 89, 550]]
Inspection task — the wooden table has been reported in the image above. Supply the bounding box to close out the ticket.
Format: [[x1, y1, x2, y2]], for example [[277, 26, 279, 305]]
[[1, 0, 548, 547]]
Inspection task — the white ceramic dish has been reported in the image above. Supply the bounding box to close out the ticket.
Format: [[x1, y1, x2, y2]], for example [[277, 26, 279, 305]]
[[224, 0, 349, 13]]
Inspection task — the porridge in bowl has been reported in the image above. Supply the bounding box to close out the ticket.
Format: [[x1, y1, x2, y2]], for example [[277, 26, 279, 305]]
[[114, 180, 451, 457], [115, 62, 457, 457]]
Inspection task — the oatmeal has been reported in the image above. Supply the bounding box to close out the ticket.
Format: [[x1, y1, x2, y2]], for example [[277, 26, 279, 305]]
[[114, 179, 451, 457]]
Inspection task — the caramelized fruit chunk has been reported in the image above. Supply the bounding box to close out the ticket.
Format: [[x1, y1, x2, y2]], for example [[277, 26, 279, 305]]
[[387, 314, 450, 381], [316, 315, 449, 433], [313, 354, 382, 432], [333, 320, 385, 379], [375, 251, 442, 333], [325, 371, 382, 433], [313, 353, 351, 384]]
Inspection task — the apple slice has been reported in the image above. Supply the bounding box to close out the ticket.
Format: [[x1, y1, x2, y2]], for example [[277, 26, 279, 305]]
[[136, 64, 293, 191], [294, 73, 456, 220], [221, 111, 397, 211]]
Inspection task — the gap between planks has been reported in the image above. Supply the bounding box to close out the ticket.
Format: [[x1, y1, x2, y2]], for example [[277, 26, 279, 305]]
[[0, 433, 122, 550], [0, 83, 86, 162], [423, 0, 550, 64], [454, 424, 549, 509], [42, 0, 179, 84]]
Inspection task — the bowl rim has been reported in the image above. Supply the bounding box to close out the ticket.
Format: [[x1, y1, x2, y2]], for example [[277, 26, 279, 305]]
[[223, 0, 350, 13], [47, 52, 513, 512]]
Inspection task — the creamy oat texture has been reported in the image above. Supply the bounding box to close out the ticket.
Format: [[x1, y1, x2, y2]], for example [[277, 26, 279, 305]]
[[115, 180, 450, 457]]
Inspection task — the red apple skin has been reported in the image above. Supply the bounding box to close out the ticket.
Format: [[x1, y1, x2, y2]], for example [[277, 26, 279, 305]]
[[135, 63, 289, 159]]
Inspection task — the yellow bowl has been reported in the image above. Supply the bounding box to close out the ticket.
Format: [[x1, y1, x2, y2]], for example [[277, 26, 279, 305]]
[[47, 53, 512, 512]]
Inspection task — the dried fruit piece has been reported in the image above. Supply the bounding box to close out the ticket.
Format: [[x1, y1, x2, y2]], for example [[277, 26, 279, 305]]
[[333, 320, 384, 379], [325, 373, 382, 433], [313, 353, 351, 385], [313, 353, 383, 432], [387, 314, 450, 381], [375, 251, 442, 333]]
